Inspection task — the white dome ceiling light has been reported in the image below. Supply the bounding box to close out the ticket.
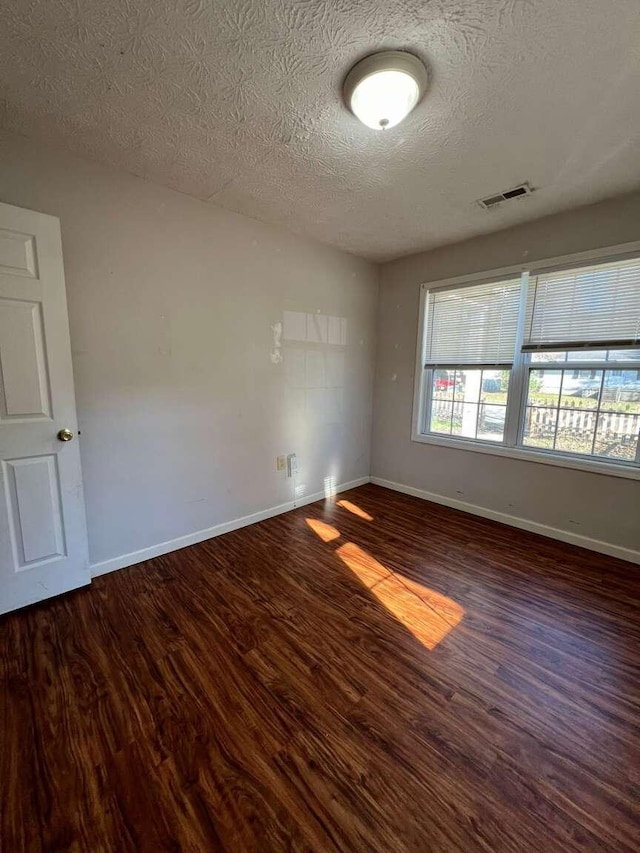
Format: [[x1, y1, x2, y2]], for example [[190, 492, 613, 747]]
[[344, 51, 428, 131]]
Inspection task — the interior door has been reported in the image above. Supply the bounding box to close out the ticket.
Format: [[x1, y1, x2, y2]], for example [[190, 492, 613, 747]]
[[0, 201, 89, 615]]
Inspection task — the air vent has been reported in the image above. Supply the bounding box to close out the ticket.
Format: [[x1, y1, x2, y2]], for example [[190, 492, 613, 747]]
[[478, 182, 534, 210]]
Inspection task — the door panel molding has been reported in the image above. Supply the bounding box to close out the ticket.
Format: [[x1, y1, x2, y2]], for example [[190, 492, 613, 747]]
[[3, 455, 66, 570], [0, 298, 52, 421], [0, 227, 39, 279]]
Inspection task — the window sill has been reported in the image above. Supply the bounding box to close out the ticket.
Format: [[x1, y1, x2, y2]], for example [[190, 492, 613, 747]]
[[410, 432, 640, 481]]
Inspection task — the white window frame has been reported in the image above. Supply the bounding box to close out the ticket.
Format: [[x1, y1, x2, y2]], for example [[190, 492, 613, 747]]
[[411, 240, 640, 481]]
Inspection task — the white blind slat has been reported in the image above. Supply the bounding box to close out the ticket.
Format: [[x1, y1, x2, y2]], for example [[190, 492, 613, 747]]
[[425, 278, 520, 365], [524, 257, 640, 351]]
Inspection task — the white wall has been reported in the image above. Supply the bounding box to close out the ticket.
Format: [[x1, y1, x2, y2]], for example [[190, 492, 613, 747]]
[[372, 192, 640, 557], [0, 130, 378, 570]]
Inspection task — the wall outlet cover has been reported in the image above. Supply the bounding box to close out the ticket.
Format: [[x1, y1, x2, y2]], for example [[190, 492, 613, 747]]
[[276, 455, 286, 472]]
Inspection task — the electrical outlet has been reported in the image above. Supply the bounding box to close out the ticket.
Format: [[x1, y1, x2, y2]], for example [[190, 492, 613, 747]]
[[286, 453, 298, 478], [276, 455, 286, 472]]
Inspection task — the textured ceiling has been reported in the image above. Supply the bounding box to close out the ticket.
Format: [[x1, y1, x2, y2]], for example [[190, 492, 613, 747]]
[[1, 0, 639, 261]]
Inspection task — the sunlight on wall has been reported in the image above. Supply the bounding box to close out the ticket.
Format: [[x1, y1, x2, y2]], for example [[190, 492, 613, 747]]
[[324, 475, 337, 497], [336, 499, 373, 521], [278, 308, 349, 501], [282, 311, 347, 431]]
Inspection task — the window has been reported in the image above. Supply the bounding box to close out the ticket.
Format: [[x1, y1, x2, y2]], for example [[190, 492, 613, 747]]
[[415, 251, 640, 475], [422, 277, 520, 443]]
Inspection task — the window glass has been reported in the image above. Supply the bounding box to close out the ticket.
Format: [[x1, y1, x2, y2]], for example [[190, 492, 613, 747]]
[[427, 368, 509, 442], [523, 367, 639, 461], [522, 407, 558, 450]]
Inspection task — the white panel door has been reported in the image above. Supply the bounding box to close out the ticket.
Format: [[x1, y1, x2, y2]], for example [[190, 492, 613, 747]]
[[0, 201, 89, 615]]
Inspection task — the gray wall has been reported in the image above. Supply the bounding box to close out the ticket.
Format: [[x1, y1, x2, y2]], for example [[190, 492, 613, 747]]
[[0, 131, 378, 569], [372, 193, 640, 554]]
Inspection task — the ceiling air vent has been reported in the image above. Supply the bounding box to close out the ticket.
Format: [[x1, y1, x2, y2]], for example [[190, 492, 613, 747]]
[[478, 182, 534, 210]]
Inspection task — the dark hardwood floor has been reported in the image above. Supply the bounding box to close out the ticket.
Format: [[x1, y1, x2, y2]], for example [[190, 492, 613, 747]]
[[1, 484, 639, 852]]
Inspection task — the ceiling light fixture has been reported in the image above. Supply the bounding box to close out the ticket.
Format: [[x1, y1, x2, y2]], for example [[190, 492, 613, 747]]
[[344, 51, 428, 131]]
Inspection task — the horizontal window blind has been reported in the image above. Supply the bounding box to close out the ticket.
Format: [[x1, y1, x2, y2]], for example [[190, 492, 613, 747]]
[[424, 278, 521, 366], [523, 256, 640, 351]]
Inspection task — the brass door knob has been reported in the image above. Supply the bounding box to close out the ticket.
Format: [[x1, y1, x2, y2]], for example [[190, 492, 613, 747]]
[[57, 428, 74, 442]]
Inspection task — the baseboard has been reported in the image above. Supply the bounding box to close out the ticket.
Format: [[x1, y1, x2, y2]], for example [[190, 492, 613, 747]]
[[90, 476, 370, 578], [370, 477, 640, 565], [290, 475, 370, 510]]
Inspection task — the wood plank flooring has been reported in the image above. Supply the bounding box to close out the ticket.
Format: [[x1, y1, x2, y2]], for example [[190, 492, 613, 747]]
[[1, 483, 639, 852]]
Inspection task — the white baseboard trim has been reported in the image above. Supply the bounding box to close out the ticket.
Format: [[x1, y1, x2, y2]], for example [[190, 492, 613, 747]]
[[370, 476, 640, 565], [90, 476, 370, 578]]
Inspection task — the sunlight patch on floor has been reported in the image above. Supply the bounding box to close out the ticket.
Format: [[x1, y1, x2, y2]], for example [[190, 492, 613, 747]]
[[334, 541, 390, 586], [336, 542, 464, 650], [305, 518, 341, 542], [336, 499, 373, 521]]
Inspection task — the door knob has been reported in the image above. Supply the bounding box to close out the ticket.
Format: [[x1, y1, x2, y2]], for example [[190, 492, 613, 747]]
[[57, 428, 74, 442]]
